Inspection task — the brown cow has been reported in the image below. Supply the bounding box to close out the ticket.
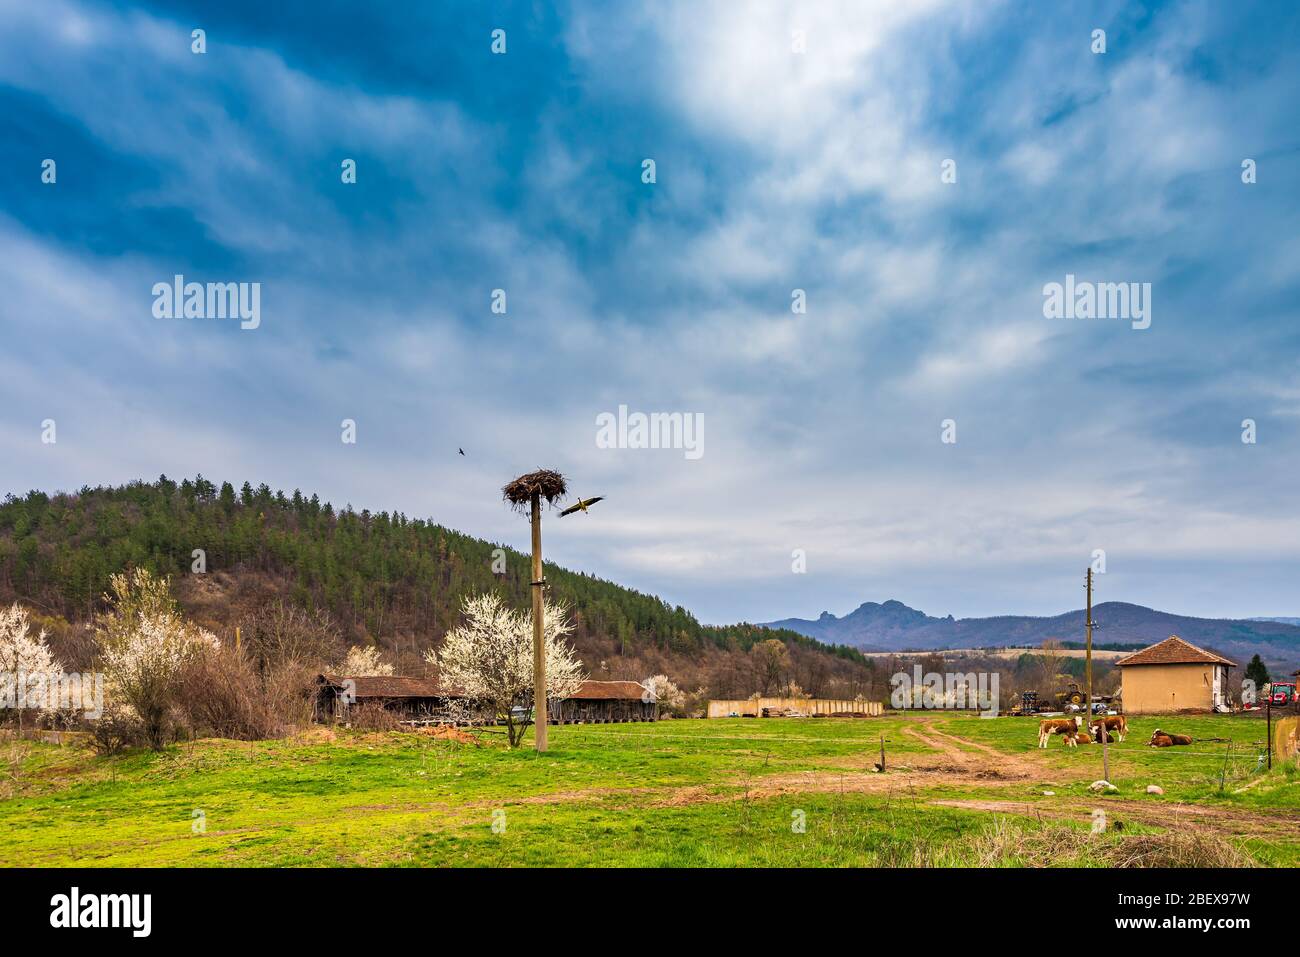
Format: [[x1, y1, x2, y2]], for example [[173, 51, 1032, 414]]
[[1092, 714, 1127, 742], [1038, 716, 1081, 748], [1149, 728, 1192, 747], [1090, 728, 1116, 744]]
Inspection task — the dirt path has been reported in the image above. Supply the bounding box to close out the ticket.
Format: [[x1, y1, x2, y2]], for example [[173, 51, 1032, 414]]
[[901, 721, 1047, 781], [902, 724, 967, 761]]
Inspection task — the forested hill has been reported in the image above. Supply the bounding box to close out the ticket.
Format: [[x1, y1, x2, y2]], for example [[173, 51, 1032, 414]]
[[0, 478, 868, 688]]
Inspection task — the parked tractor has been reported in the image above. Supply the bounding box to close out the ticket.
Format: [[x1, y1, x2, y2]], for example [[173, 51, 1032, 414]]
[[1263, 682, 1297, 706], [1054, 682, 1086, 709], [1014, 682, 1113, 715]]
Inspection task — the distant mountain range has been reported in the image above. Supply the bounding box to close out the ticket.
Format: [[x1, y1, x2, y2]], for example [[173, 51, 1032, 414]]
[[762, 600, 1300, 670]]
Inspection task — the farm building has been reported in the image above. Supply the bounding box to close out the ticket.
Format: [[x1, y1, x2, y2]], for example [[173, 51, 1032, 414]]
[[315, 675, 658, 725], [1115, 636, 1236, 713], [707, 697, 883, 718], [549, 680, 657, 723], [314, 674, 476, 724]]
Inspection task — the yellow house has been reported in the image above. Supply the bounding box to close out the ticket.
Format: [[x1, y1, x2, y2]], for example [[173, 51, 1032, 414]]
[[1116, 635, 1236, 714]]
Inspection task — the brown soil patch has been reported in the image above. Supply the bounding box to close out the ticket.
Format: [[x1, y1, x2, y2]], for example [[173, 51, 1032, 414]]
[[413, 726, 482, 746]]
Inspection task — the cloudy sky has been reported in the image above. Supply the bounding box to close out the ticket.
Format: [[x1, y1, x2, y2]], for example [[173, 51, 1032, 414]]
[[2, 0, 1298, 625]]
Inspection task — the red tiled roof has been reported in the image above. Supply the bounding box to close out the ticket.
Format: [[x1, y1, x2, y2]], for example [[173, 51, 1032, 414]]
[[1115, 636, 1236, 668], [318, 674, 464, 698], [566, 680, 653, 702]]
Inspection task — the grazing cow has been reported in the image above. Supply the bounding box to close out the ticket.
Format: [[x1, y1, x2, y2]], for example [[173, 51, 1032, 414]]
[[1092, 714, 1127, 742], [1038, 716, 1082, 748], [1149, 729, 1192, 747]]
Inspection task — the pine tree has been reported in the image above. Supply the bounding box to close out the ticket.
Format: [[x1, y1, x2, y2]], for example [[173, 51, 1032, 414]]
[[1245, 653, 1269, 690]]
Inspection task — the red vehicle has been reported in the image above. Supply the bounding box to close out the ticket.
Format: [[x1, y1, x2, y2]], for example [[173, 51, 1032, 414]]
[[1263, 682, 1297, 706]]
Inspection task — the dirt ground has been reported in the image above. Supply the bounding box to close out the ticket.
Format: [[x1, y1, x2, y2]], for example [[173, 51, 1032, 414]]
[[639, 716, 1300, 845]]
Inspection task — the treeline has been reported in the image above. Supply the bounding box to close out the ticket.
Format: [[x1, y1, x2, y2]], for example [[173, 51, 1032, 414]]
[[0, 477, 870, 689]]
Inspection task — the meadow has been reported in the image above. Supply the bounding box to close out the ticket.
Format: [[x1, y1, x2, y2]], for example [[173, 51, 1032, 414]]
[[2, 712, 1296, 867]]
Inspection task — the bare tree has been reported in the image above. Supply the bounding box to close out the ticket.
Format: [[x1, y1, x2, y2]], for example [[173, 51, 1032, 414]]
[[239, 601, 345, 674], [751, 639, 790, 696]]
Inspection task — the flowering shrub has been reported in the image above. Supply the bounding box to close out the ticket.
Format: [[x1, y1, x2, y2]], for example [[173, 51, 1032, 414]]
[[342, 645, 394, 677], [427, 593, 584, 747], [96, 569, 220, 749], [0, 603, 64, 728], [643, 674, 684, 714]]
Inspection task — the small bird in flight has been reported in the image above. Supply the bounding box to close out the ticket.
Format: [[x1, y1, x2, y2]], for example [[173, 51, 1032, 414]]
[[559, 496, 604, 517], [458, 448, 465, 456]]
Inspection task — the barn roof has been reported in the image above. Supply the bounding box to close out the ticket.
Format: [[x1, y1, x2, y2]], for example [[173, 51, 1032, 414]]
[[318, 674, 464, 698], [567, 680, 654, 702], [1115, 636, 1236, 668]]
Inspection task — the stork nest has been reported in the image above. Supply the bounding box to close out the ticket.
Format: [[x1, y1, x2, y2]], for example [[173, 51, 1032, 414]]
[[502, 469, 568, 513]]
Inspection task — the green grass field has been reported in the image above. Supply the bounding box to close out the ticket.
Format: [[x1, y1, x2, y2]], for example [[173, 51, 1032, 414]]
[[2, 713, 1297, 867]]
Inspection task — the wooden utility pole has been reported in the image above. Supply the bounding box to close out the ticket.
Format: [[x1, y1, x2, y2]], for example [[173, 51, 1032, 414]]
[[530, 492, 548, 753], [502, 469, 569, 753], [1267, 694, 1272, 770], [1085, 567, 1094, 743]]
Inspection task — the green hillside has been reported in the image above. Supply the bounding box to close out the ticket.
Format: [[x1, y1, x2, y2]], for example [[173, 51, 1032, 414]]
[[0, 477, 873, 697]]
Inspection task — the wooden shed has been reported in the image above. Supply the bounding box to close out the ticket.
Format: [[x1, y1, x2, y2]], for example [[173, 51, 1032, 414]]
[[314, 674, 475, 724], [1115, 636, 1236, 714], [551, 680, 657, 723]]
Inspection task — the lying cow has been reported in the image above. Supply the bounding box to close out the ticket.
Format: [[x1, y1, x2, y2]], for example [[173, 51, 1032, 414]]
[[1092, 714, 1127, 742], [1038, 716, 1082, 748], [1149, 728, 1193, 747]]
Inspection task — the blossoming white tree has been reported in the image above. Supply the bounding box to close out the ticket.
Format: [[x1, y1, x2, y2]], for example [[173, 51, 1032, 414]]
[[342, 645, 394, 677], [96, 569, 220, 749], [643, 674, 683, 715], [0, 603, 63, 728], [426, 593, 585, 748]]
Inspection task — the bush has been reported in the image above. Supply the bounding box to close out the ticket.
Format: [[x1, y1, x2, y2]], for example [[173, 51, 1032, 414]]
[[261, 661, 317, 730], [347, 703, 402, 732], [89, 706, 143, 755], [177, 647, 275, 740], [965, 818, 1256, 868], [177, 651, 316, 740]]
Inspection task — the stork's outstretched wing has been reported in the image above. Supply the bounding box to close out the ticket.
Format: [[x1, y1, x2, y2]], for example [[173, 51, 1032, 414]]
[[559, 496, 604, 517]]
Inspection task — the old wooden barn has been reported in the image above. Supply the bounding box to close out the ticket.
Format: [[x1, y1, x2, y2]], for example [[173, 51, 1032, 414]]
[[314, 674, 475, 724], [549, 680, 657, 724], [315, 675, 658, 725]]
